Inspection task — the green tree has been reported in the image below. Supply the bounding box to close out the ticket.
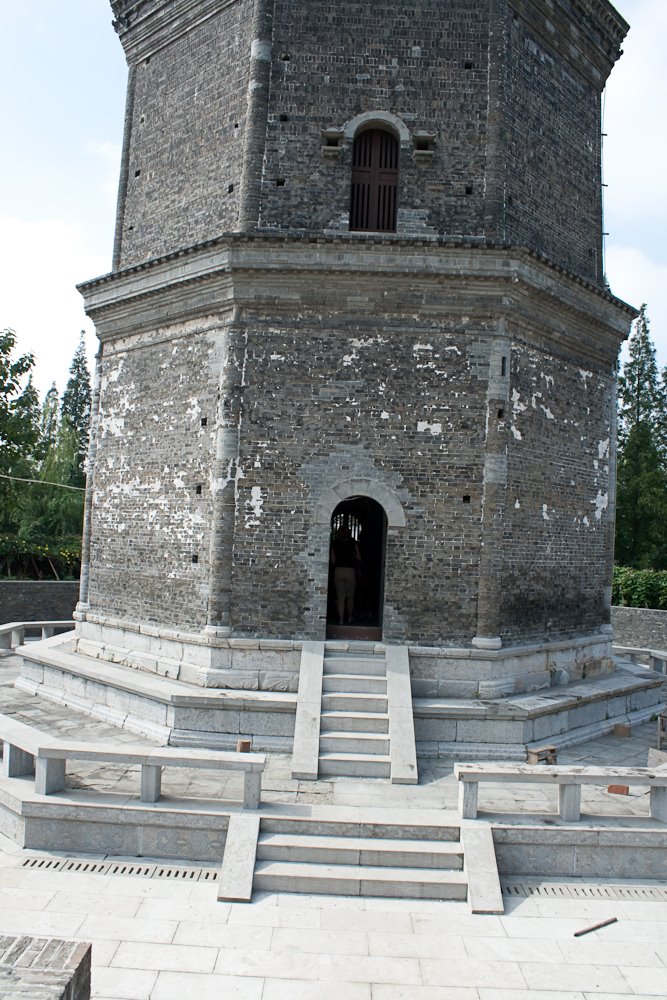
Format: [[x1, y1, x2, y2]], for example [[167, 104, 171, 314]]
[[615, 306, 667, 569], [0, 329, 40, 533], [617, 305, 666, 452], [38, 382, 60, 463], [60, 332, 91, 487], [615, 422, 667, 570]]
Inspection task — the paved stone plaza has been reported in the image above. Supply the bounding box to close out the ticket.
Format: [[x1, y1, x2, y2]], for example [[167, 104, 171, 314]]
[[2, 651, 667, 998]]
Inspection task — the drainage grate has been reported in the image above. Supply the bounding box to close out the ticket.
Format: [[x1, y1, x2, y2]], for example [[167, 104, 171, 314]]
[[502, 879, 667, 901], [21, 855, 219, 882]]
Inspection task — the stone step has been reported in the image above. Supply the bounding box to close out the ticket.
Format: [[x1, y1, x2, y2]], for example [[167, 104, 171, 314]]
[[319, 732, 390, 755], [253, 860, 468, 900], [320, 710, 389, 734], [321, 692, 388, 714], [321, 673, 387, 695], [257, 832, 464, 869], [318, 752, 391, 777], [323, 655, 386, 676], [260, 816, 461, 841]]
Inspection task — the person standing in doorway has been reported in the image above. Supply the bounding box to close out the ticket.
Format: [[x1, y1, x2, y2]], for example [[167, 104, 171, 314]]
[[330, 523, 362, 625]]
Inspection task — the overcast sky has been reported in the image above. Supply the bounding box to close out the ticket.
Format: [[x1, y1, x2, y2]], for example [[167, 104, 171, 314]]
[[1, 0, 665, 399]]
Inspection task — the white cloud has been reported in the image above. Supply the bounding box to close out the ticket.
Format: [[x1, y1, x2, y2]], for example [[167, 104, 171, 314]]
[[605, 244, 667, 370], [0, 217, 109, 398]]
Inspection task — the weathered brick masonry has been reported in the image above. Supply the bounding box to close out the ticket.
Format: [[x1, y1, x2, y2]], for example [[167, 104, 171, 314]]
[[77, 0, 634, 690]]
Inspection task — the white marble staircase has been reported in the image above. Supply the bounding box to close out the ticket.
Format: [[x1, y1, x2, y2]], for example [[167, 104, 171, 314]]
[[218, 810, 503, 911], [319, 651, 391, 778], [291, 643, 418, 783]]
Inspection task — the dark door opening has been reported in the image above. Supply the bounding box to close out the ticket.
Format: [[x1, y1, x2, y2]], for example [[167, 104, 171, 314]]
[[326, 496, 387, 640], [349, 128, 399, 233]]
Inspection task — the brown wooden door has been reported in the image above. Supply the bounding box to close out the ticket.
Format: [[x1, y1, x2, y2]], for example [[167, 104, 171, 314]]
[[350, 129, 399, 232]]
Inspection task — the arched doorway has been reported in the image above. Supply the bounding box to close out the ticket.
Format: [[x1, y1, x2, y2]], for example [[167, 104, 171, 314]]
[[327, 496, 388, 640]]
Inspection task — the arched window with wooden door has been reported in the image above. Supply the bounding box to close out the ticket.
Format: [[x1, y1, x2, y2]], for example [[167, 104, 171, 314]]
[[349, 128, 399, 233]]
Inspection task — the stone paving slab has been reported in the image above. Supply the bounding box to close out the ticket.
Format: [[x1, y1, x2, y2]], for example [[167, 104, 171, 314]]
[[3, 651, 667, 998]]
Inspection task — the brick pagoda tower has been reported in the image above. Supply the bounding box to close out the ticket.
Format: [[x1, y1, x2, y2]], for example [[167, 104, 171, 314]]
[[74, 0, 633, 704]]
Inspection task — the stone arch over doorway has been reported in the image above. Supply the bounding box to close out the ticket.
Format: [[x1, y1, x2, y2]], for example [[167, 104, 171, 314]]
[[314, 478, 406, 528]]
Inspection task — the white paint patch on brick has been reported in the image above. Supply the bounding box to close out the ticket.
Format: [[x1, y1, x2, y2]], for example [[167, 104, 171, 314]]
[[417, 421, 442, 436], [540, 405, 555, 420], [579, 369, 593, 384], [541, 373, 554, 389], [413, 342, 433, 353], [245, 485, 264, 527], [381, 411, 390, 420], [515, 499, 521, 509], [542, 504, 550, 520], [511, 424, 522, 440], [593, 491, 608, 520], [270, 354, 285, 361], [598, 438, 610, 460], [100, 415, 125, 437], [186, 398, 201, 420], [511, 389, 527, 414]]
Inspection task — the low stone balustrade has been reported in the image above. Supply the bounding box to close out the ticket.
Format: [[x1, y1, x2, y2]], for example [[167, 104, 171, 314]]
[[0, 620, 74, 651], [455, 761, 667, 823], [0, 713, 265, 808]]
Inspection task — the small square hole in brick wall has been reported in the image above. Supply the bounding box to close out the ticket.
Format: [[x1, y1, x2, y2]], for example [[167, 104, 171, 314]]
[[465, 184, 473, 195], [201, 417, 207, 427], [276, 178, 286, 187], [135, 169, 141, 177], [501, 357, 507, 377], [279, 113, 289, 122], [228, 183, 234, 193], [498, 408, 505, 419], [463, 495, 471, 504], [192, 554, 199, 564], [195, 484, 202, 495], [234, 122, 239, 128], [281, 53, 290, 61], [464, 61, 473, 69]]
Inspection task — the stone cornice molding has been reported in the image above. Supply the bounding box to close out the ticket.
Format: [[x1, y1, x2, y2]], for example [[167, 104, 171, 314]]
[[511, 0, 629, 88], [79, 233, 636, 319], [110, 0, 241, 64], [79, 238, 635, 369]]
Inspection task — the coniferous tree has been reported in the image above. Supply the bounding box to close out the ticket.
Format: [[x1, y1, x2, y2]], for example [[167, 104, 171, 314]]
[[60, 332, 92, 487], [615, 306, 667, 570], [38, 382, 60, 463], [615, 423, 667, 570], [617, 305, 666, 451]]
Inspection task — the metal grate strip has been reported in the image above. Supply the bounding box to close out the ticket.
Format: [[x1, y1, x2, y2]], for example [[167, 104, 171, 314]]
[[21, 855, 218, 881], [502, 879, 667, 901]]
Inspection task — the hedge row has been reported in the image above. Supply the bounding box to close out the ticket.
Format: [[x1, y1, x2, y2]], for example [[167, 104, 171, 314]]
[[612, 565, 667, 611]]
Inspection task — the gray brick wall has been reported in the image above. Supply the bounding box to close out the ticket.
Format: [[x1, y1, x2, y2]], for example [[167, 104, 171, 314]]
[[85, 0, 632, 652]]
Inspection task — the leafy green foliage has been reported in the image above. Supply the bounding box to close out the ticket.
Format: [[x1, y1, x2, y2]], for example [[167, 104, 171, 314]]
[[0, 329, 40, 534], [0, 331, 88, 579], [612, 565, 667, 610], [0, 535, 81, 580]]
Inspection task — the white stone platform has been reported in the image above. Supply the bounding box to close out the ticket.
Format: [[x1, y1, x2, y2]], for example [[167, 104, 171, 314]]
[[3, 648, 667, 999]]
